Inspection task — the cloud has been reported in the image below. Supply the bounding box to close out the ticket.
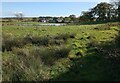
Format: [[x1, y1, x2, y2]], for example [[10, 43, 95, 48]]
[[18, 12, 23, 14], [14, 11, 23, 14]]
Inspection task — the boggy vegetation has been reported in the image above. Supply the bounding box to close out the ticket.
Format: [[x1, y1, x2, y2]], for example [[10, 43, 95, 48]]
[[94, 23, 120, 30], [50, 30, 120, 81], [2, 32, 76, 52], [2, 32, 75, 81], [2, 23, 120, 81]]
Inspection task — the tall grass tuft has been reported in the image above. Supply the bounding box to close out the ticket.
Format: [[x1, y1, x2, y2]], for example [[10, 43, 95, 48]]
[[94, 24, 111, 30]]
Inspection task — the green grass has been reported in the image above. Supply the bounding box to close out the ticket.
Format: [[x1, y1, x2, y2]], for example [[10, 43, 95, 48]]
[[2, 22, 120, 81]]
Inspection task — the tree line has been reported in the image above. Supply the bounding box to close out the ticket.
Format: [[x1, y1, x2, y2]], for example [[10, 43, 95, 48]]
[[3, 1, 119, 23], [36, 1, 120, 24], [80, 0, 120, 22]]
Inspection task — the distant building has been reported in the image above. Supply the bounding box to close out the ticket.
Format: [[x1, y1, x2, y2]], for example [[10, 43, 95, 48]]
[[42, 19, 47, 22]]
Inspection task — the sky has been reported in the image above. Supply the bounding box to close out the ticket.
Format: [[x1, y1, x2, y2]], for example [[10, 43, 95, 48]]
[[1, 0, 109, 2], [1, 1, 109, 17]]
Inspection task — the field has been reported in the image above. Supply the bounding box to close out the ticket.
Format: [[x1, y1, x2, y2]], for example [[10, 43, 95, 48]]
[[2, 22, 120, 81]]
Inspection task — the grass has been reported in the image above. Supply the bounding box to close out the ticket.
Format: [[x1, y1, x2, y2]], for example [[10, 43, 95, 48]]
[[2, 22, 120, 81]]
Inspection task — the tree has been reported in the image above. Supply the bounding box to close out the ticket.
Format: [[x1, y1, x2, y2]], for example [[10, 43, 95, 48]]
[[91, 2, 113, 21], [80, 11, 95, 22], [69, 14, 76, 23], [56, 17, 64, 23], [110, 0, 120, 21], [32, 17, 38, 22], [14, 12, 24, 21], [80, 2, 119, 22], [63, 17, 71, 23]]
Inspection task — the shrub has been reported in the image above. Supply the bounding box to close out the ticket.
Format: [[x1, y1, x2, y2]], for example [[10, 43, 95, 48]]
[[54, 33, 70, 41], [49, 39, 64, 45], [2, 33, 24, 51], [22, 34, 33, 44], [54, 33, 76, 41], [31, 46, 71, 66], [107, 22, 120, 27], [22, 34, 51, 46], [2, 47, 50, 81], [69, 33, 76, 38], [75, 49, 85, 57], [2, 32, 76, 52], [87, 39, 99, 48], [31, 36, 49, 46], [115, 30, 120, 47], [23, 35, 67, 46], [53, 46, 71, 58], [94, 24, 111, 30]]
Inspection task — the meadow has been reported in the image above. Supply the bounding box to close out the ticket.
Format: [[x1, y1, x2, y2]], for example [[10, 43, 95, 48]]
[[2, 22, 120, 81]]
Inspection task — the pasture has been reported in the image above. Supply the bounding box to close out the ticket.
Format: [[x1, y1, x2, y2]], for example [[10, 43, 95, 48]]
[[2, 22, 120, 81]]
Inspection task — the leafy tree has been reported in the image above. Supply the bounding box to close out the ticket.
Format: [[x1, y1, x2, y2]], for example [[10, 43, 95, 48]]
[[91, 2, 113, 21], [52, 17, 58, 23], [69, 14, 76, 23], [80, 11, 95, 22], [110, 0, 120, 21], [14, 12, 24, 21], [63, 17, 71, 23], [32, 17, 38, 22], [80, 2, 119, 22], [56, 17, 64, 23]]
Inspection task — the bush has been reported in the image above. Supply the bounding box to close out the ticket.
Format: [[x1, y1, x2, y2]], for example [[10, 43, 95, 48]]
[[49, 39, 64, 45], [2, 34, 50, 52], [54, 33, 76, 41], [22, 34, 33, 44], [115, 30, 120, 47], [53, 46, 71, 58], [22, 34, 51, 46], [31, 36, 49, 46], [2, 48, 50, 81], [87, 40, 99, 48], [32, 46, 71, 66], [107, 22, 120, 27], [23, 34, 73, 46], [69, 33, 76, 38], [94, 24, 111, 30], [2, 33, 24, 51], [2, 32, 74, 52]]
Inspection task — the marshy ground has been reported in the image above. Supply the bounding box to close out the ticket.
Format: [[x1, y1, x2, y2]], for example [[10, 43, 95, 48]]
[[2, 22, 120, 81]]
